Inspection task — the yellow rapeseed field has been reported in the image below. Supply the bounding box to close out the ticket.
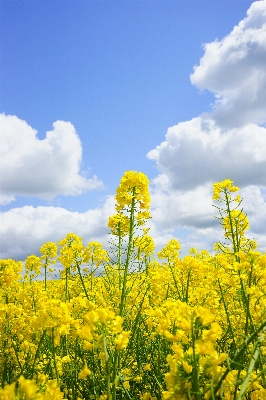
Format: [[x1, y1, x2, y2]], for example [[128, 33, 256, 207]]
[[0, 172, 265, 400]]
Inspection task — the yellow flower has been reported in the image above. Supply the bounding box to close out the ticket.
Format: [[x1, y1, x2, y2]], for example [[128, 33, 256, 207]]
[[115, 331, 130, 350], [123, 381, 130, 390], [61, 355, 71, 363], [57, 324, 70, 335], [182, 361, 192, 374], [40, 242, 58, 260], [112, 315, 124, 333], [162, 392, 172, 399], [0, 382, 16, 400], [195, 339, 215, 356], [213, 179, 240, 201], [195, 306, 215, 326], [158, 239, 181, 262], [171, 343, 183, 358], [141, 392, 157, 400], [222, 210, 249, 239], [0, 259, 22, 287], [202, 322, 223, 341], [44, 380, 64, 400], [18, 376, 39, 400], [115, 170, 150, 211], [134, 235, 155, 258], [24, 255, 42, 278], [83, 340, 93, 350], [83, 242, 109, 265], [259, 255, 266, 267], [78, 365, 92, 380], [78, 325, 94, 341], [108, 213, 130, 236], [58, 233, 84, 269]]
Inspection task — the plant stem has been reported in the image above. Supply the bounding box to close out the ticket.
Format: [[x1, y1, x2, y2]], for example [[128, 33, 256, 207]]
[[218, 279, 236, 350], [224, 190, 238, 258], [214, 321, 266, 396], [119, 188, 136, 317], [51, 328, 59, 385], [31, 330, 46, 379], [237, 329, 265, 400], [77, 263, 90, 300]]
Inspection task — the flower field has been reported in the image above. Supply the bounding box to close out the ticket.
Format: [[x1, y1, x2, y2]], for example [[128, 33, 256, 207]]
[[0, 171, 266, 400]]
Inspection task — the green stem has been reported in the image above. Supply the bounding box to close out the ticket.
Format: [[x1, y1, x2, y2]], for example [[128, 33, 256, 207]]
[[218, 278, 236, 350], [213, 321, 266, 396], [118, 230, 122, 290], [44, 256, 48, 291], [103, 334, 111, 400], [77, 263, 90, 300], [11, 340, 24, 376], [224, 190, 238, 258], [112, 188, 137, 399], [31, 330, 46, 379], [51, 328, 59, 384], [191, 319, 200, 400], [186, 269, 191, 303], [65, 267, 70, 301], [244, 263, 254, 337], [169, 261, 182, 301], [237, 329, 265, 400], [112, 351, 119, 400], [119, 188, 136, 317]]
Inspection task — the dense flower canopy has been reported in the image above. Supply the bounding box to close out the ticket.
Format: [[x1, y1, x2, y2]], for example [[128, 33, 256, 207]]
[[0, 173, 265, 400]]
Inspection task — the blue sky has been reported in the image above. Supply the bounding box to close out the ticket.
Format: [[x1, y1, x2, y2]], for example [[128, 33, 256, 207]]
[[1, 0, 266, 260]]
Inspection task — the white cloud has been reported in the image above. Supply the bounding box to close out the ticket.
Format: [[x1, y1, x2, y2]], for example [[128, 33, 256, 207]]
[[0, 196, 115, 260], [0, 114, 103, 205], [2, 2, 266, 261], [149, 178, 266, 254], [150, 177, 214, 230], [241, 186, 266, 235], [1, 178, 265, 261], [147, 117, 266, 190], [0, 194, 184, 261], [190, 1, 266, 127], [146, 2, 266, 254]]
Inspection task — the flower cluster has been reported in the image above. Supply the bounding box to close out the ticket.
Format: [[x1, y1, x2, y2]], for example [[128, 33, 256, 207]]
[[108, 171, 151, 237], [212, 179, 240, 201]]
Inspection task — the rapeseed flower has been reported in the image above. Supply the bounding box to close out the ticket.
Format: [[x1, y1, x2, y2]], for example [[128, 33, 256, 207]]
[[0, 173, 265, 400], [212, 179, 240, 201]]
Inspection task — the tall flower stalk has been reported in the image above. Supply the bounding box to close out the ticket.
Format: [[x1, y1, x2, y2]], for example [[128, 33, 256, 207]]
[[108, 171, 151, 318]]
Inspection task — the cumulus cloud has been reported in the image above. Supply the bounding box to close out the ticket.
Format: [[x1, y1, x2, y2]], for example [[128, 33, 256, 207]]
[[241, 186, 266, 236], [2, 2, 266, 260], [150, 176, 214, 229], [0, 114, 103, 205], [0, 193, 183, 261], [0, 196, 115, 260], [149, 178, 266, 254], [190, 1, 266, 127], [147, 117, 266, 190], [147, 2, 266, 254]]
